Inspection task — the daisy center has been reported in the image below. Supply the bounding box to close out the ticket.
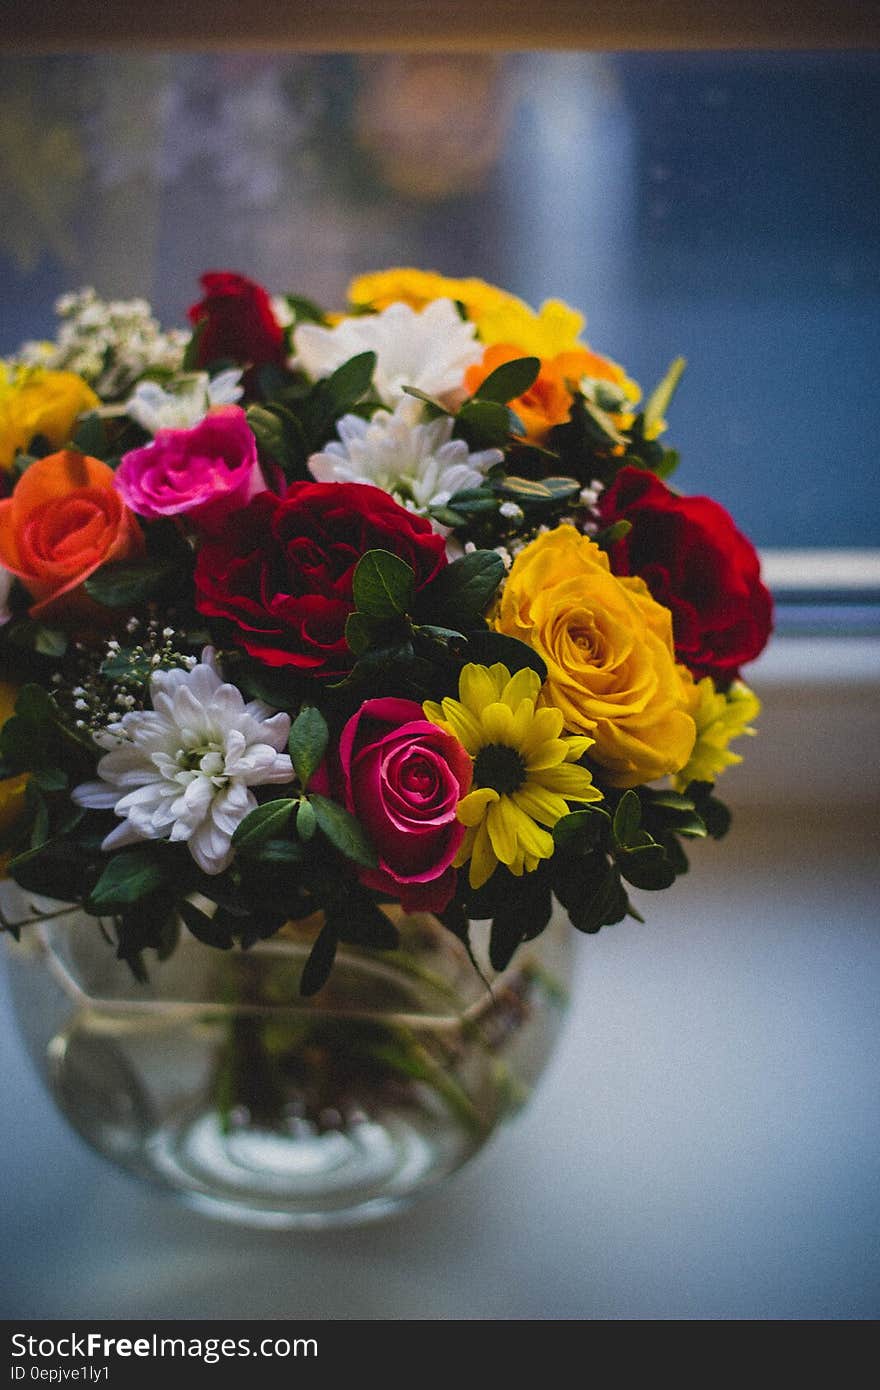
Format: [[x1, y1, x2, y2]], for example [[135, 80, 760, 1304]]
[[473, 742, 526, 796], [177, 740, 226, 778]]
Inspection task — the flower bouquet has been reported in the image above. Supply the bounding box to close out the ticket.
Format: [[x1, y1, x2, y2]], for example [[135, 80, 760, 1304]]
[[0, 269, 772, 1222]]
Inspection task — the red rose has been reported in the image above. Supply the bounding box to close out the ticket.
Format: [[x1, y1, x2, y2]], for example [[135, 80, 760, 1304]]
[[598, 466, 773, 684], [187, 271, 285, 373], [338, 697, 472, 913], [194, 482, 447, 678]]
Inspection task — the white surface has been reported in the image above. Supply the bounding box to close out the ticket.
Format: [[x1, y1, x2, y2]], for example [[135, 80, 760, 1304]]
[[1, 807, 878, 1321]]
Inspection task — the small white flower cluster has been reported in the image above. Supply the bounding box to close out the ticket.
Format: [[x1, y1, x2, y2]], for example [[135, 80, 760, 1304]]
[[17, 288, 188, 399]]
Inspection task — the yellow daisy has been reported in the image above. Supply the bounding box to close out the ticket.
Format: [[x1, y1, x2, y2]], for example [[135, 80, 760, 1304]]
[[424, 662, 603, 890]]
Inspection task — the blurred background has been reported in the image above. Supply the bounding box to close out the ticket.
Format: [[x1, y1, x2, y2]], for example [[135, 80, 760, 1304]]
[[1, 48, 878, 1319]]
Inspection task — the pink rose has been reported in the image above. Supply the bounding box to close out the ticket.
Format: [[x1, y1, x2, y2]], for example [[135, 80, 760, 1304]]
[[338, 697, 472, 913], [115, 406, 263, 531]]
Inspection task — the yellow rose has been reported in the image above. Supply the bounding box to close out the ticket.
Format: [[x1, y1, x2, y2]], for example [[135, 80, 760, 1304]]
[[0, 363, 99, 472], [672, 677, 761, 791], [495, 525, 696, 788], [0, 680, 28, 877]]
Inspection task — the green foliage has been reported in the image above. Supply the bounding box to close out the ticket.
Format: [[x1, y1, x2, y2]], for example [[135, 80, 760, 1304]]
[[418, 550, 505, 627], [86, 848, 170, 913], [300, 921, 338, 997], [461, 630, 547, 682], [352, 549, 415, 618], [287, 706, 329, 790], [5, 621, 69, 659], [497, 475, 581, 507], [181, 320, 205, 372], [309, 794, 377, 869], [179, 900, 236, 951], [295, 797, 317, 842], [643, 356, 686, 435], [471, 356, 540, 404], [84, 553, 189, 608], [231, 799, 298, 854], [246, 403, 306, 473], [455, 398, 525, 450], [70, 412, 106, 458]]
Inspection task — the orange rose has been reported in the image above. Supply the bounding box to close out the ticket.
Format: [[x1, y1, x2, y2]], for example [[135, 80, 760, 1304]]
[[0, 450, 144, 620], [464, 343, 575, 444]]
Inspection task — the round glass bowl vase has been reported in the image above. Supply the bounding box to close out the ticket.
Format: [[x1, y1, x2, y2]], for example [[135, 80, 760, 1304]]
[[4, 901, 572, 1228]]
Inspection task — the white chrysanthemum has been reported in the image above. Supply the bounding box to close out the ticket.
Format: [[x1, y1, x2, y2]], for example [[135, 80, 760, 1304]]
[[125, 369, 244, 434], [292, 298, 482, 407], [73, 649, 294, 876], [307, 395, 502, 517]]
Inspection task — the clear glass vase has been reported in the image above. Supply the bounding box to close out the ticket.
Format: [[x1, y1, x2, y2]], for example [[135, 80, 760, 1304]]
[[4, 900, 572, 1228]]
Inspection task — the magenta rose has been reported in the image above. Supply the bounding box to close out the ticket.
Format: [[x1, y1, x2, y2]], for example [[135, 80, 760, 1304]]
[[115, 406, 264, 532], [194, 482, 447, 678], [338, 697, 472, 913]]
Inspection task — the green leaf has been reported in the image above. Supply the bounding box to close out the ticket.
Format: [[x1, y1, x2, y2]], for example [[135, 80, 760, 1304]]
[[309, 794, 377, 868], [15, 684, 55, 723], [617, 844, 677, 891], [254, 838, 305, 865], [414, 623, 467, 644], [31, 767, 67, 793], [472, 356, 540, 404], [594, 519, 632, 551], [300, 921, 338, 997], [231, 799, 298, 854], [687, 782, 732, 839], [552, 806, 610, 854], [489, 913, 526, 973], [644, 356, 686, 434], [345, 611, 376, 656], [579, 398, 627, 447], [462, 630, 547, 682], [28, 788, 50, 851], [327, 896, 399, 951], [573, 866, 628, 933], [419, 550, 504, 624], [281, 293, 326, 327], [5, 621, 68, 659], [401, 385, 452, 419], [100, 646, 155, 685], [179, 900, 236, 950], [456, 398, 520, 449], [653, 447, 680, 480], [295, 796, 317, 842], [246, 403, 298, 471], [288, 706, 328, 789], [428, 506, 468, 529], [181, 320, 205, 372], [613, 790, 642, 848], [71, 412, 105, 457], [10, 846, 83, 902], [324, 351, 377, 412], [84, 557, 185, 609], [352, 550, 415, 619], [87, 849, 169, 912]]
